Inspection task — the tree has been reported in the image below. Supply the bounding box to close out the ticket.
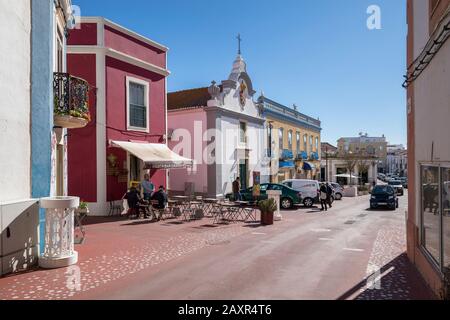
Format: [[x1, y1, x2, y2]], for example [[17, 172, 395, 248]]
[[357, 159, 370, 185], [342, 152, 358, 186]]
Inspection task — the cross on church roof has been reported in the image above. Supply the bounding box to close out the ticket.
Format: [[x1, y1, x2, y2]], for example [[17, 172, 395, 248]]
[[237, 33, 242, 55]]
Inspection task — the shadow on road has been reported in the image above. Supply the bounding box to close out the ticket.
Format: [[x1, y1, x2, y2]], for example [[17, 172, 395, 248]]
[[337, 253, 436, 300]]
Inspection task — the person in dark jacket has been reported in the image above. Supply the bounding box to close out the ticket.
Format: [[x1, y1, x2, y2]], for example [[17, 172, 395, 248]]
[[326, 183, 333, 208], [232, 177, 242, 201], [124, 187, 141, 218], [320, 184, 328, 211], [151, 186, 168, 210]]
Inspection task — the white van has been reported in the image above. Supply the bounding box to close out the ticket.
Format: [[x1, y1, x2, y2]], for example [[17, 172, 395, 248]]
[[282, 179, 320, 207]]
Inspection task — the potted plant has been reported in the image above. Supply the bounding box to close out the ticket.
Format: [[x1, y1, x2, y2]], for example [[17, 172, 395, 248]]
[[76, 201, 89, 215], [258, 198, 277, 225]]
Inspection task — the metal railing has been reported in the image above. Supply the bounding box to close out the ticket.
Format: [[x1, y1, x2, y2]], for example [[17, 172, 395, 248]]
[[53, 72, 91, 121]]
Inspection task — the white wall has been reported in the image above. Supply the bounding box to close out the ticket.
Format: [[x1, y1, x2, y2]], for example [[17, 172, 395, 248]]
[[413, 1, 450, 225], [412, 0, 429, 59], [0, 0, 31, 202], [220, 115, 267, 195], [414, 39, 450, 163]]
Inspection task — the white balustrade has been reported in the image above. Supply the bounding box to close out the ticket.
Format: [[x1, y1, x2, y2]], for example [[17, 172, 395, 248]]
[[267, 190, 282, 221], [39, 197, 79, 269]]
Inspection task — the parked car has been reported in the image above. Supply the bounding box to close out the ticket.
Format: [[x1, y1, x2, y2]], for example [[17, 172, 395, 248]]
[[225, 183, 302, 209], [370, 185, 399, 210], [388, 180, 404, 196], [329, 182, 344, 200], [282, 179, 320, 207], [399, 177, 408, 189]]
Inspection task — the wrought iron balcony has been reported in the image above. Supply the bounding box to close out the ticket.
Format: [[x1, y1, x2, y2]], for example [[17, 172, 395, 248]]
[[53, 72, 91, 129], [296, 151, 309, 160], [309, 152, 320, 161], [280, 149, 294, 160]]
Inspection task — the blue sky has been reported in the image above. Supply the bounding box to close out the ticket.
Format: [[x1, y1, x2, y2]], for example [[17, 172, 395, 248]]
[[73, 0, 407, 146]]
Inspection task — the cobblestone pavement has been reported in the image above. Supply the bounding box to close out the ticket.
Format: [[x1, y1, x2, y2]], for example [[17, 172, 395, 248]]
[[0, 218, 259, 300], [355, 223, 435, 300], [0, 193, 437, 300]]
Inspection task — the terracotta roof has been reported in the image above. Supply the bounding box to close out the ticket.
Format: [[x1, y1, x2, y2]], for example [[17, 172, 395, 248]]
[[167, 87, 211, 111]]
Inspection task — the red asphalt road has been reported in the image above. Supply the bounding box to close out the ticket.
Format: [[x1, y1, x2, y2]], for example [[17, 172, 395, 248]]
[[0, 192, 435, 300]]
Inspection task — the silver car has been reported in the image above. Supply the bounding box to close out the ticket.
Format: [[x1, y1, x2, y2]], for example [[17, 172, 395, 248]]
[[388, 180, 404, 196]]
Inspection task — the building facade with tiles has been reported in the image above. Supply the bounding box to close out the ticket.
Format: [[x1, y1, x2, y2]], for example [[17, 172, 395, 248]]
[[258, 97, 322, 183]]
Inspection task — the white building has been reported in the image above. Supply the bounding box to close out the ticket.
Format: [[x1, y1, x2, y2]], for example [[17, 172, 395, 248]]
[[0, 0, 75, 275], [321, 158, 378, 186], [168, 53, 269, 197], [405, 0, 450, 296], [386, 145, 408, 177]]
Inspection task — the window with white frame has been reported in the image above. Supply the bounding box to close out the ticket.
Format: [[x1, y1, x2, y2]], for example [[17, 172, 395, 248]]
[[288, 130, 293, 151], [127, 77, 149, 132], [239, 121, 247, 144], [279, 128, 284, 151]]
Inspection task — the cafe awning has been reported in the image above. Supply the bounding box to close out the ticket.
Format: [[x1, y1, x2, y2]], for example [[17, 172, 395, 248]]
[[302, 162, 316, 171], [111, 140, 193, 169]]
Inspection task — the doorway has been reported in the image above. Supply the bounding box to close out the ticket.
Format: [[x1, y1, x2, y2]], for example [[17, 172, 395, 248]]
[[239, 159, 248, 190], [129, 154, 143, 188]]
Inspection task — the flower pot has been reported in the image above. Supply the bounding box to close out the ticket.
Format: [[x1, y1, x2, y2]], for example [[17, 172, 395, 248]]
[[75, 208, 89, 215], [54, 114, 88, 129], [261, 211, 274, 225]]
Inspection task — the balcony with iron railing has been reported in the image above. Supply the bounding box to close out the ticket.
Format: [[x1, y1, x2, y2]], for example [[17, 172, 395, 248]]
[[53, 73, 92, 129], [280, 149, 294, 161], [309, 152, 320, 161], [296, 151, 309, 161]]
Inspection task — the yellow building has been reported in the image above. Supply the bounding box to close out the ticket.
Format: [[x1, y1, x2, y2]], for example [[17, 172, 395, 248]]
[[258, 96, 322, 183], [337, 134, 387, 159]]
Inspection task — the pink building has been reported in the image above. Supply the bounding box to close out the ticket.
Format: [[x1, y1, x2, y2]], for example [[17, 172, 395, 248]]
[[67, 17, 190, 215]]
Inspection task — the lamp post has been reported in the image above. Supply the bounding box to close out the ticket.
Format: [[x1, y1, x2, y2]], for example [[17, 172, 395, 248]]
[[268, 121, 274, 183], [326, 146, 329, 182]]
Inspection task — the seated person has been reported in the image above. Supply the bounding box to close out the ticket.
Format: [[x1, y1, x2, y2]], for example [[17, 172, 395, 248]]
[[151, 186, 168, 210], [123, 187, 142, 217]]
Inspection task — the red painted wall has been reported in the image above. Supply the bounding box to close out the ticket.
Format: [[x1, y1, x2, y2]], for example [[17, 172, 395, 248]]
[[105, 56, 167, 200], [68, 23, 98, 46], [67, 54, 97, 202], [104, 25, 166, 69]]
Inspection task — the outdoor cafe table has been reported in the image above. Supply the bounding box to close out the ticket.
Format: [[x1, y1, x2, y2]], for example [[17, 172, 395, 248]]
[[234, 201, 258, 222], [217, 202, 247, 223], [203, 198, 219, 216]]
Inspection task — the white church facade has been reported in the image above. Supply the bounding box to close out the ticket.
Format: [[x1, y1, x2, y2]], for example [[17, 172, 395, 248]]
[[168, 52, 270, 197]]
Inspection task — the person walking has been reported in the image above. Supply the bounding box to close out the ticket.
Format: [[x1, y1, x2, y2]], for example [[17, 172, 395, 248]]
[[141, 173, 155, 201], [320, 183, 328, 211], [232, 177, 242, 201], [326, 183, 333, 208]]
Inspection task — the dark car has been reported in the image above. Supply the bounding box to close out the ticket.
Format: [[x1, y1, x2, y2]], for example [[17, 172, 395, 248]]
[[370, 185, 399, 210], [225, 183, 302, 209]]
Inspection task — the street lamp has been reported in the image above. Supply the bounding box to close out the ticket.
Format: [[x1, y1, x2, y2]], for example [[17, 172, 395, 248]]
[[268, 121, 274, 183]]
